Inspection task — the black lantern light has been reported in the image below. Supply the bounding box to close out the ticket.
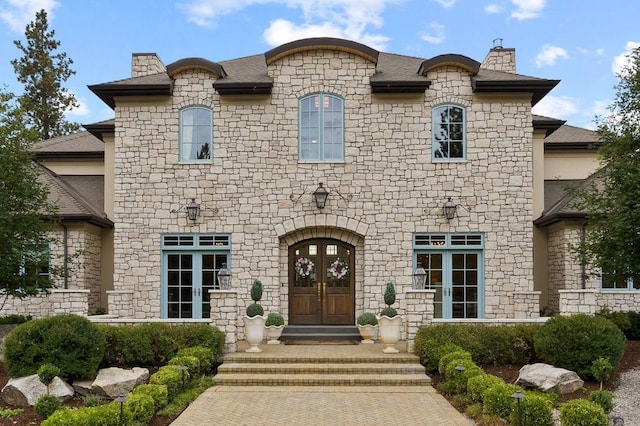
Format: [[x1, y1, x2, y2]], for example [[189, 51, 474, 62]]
[[443, 197, 457, 220], [313, 183, 329, 209], [217, 263, 231, 289], [186, 198, 200, 221], [413, 262, 427, 289]]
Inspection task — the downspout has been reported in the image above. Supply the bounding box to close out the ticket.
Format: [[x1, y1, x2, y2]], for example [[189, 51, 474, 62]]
[[61, 220, 69, 289], [580, 222, 587, 289]]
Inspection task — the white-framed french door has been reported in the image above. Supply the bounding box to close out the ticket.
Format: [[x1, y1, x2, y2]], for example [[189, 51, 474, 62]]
[[161, 234, 230, 319], [414, 233, 484, 319]]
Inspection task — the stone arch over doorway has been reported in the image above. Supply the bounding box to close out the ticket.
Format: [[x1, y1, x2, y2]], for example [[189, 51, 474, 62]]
[[276, 216, 367, 324]]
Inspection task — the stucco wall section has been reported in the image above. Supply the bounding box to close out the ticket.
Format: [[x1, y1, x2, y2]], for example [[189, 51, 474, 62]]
[[110, 49, 536, 320]]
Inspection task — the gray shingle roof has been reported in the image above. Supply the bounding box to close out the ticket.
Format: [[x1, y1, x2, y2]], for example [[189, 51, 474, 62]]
[[33, 131, 104, 156]]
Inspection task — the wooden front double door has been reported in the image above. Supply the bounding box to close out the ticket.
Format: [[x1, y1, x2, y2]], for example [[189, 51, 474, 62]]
[[289, 239, 355, 325]]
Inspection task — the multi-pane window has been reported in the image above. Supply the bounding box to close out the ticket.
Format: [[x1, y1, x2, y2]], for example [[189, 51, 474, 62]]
[[161, 234, 230, 319], [414, 233, 483, 319], [432, 104, 466, 161], [179, 107, 212, 162], [299, 94, 344, 162]]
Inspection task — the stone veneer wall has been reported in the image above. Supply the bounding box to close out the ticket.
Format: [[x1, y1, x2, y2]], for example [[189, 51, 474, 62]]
[[110, 49, 537, 321]]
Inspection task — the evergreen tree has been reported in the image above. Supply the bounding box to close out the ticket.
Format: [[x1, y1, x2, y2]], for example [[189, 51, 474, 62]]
[[570, 47, 640, 285], [0, 88, 57, 309], [11, 9, 79, 140]]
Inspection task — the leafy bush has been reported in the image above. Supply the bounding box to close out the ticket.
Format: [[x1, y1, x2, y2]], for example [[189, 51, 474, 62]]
[[34, 394, 60, 419], [441, 358, 482, 395], [591, 357, 613, 390], [0, 315, 31, 325], [150, 365, 189, 401], [482, 382, 523, 420], [559, 399, 608, 426], [438, 350, 472, 374], [466, 373, 504, 404], [100, 323, 225, 367], [5, 314, 105, 380], [132, 384, 168, 411], [42, 402, 133, 426], [534, 314, 625, 379], [596, 309, 631, 336], [265, 312, 285, 327], [169, 355, 201, 379], [509, 393, 554, 426], [356, 312, 378, 326], [176, 346, 214, 374], [38, 363, 61, 386], [414, 323, 539, 370], [83, 394, 104, 407], [588, 390, 614, 414], [246, 303, 264, 318], [125, 391, 155, 424]]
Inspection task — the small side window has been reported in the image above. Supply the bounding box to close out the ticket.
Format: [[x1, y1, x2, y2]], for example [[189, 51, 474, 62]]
[[180, 107, 212, 162]]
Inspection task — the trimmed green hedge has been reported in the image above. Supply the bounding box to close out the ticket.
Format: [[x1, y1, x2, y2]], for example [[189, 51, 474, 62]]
[[559, 399, 608, 426], [99, 323, 225, 367]]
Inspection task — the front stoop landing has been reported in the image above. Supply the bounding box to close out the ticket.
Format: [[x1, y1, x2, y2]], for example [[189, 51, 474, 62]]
[[215, 340, 431, 386]]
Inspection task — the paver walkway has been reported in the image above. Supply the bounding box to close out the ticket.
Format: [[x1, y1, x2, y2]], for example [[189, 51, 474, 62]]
[[171, 342, 472, 426]]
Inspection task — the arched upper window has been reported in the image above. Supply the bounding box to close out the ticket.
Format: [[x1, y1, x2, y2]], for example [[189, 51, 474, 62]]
[[432, 104, 466, 161], [299, 94, 344, 162], [180, 106, 213, 163]]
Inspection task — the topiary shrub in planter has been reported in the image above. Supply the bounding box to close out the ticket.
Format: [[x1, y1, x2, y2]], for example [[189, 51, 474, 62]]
[[246, 279, 264, 317], [5, 314, 105, 380], [378, 282, 402, 353], [265, 312, 285, 344], [380, 282, 398, 318], [559, 399, 608, 426], [265, 312, 285, 327], [356, 312, 378, 343], [243, 279, 266, 352], [534, 314, 625, 380]]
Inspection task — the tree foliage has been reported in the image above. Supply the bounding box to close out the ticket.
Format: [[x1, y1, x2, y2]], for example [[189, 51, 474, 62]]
[[569, 47, 640, 284], [11, 9, 79, 140], [0, 88, 57, 307]]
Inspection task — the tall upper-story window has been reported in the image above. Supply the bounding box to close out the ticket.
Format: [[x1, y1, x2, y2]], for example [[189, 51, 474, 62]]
[[432, 104, 466, 161], [180, 107, 212, 163], [299, 94, 344, 162]]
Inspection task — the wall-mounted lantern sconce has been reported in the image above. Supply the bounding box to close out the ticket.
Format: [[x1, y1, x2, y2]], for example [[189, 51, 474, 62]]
[[217, 263, 231, 289], [413, 262, 427, 289], [313, 183, 329, 209], [443, 197, 458, 220], [172, 198, 218, 221]]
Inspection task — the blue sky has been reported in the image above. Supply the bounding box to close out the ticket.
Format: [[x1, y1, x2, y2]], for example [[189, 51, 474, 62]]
[[0, 0, 638, 130]]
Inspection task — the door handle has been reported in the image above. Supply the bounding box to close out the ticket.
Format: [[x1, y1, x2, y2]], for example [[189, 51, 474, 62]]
[[317, 283, 321, 302], [323, 282, 327, 298]]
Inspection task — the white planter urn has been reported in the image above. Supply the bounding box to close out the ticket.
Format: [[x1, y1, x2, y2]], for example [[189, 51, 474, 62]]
[[265, 325, 285, 344], [357, 324, 378, 344], [243, 315, 267, 353], [377, 315, 402, 354]]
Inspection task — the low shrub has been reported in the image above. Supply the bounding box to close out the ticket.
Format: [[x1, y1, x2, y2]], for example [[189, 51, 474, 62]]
[[467, 373, 504, 404], [0, 315, 31, 325], [125, 391, 155, 424], [34, 394, 60, 419], [559, 399, 608, 426], [438, 350, 472, 374], [150, 365, 189, 401], [441, 358, 483, 396], [83, 394, 104, 407], [42, 402, 133, 426], [628, 311, 640, 340], [417, 340, 463, 372], [509, 393, 554, 426], [132, 384, 169, 411], [169, 355, 201, 379], [176, 346, 214, 374], [100, 323, 225, 367], [5, 314, 105, 380], [534, 314, 625, 380], [588, 390, 614, 415], [265, 312, 285, 327], [482, 381, 523, 420]]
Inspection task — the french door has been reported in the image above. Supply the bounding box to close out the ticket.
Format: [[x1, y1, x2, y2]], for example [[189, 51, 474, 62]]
[[289, 239, 355, 325]]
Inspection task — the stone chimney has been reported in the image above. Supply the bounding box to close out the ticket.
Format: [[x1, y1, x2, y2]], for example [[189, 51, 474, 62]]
[[481, 39, 516, 73], [131, 53, 166, 77]]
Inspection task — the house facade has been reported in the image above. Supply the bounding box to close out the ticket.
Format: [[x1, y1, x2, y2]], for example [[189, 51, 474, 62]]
[[10, 37, 640, 348]]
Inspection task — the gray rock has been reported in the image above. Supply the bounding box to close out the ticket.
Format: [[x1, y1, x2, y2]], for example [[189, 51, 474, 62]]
[[72, 379, 94, 396], [1, 374, 46, 407], [516, 363, 584, 394], [48, 377, 75, 403], [91, 367, 149, 398]]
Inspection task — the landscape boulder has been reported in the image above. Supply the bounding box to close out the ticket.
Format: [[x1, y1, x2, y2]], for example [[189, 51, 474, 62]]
[[516, 363, 584, 394], [1, 375, 74, 407], [91, 367, 149, 398]]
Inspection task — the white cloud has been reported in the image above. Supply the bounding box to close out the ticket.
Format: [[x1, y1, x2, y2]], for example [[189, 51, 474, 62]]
[[65, 94, 91, 119], [510, 0, 545, 20], [420, 22, 445, 45], [0, 0, 59, 32], [535, 44, 569, 67], [612, 41, 640, 76], [433, 0, 456, 7], [484, 3, 503, 13], [532, 95, 578, 119]]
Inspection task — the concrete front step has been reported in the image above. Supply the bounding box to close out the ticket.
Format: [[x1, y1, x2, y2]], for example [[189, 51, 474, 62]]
[[217, 342, 431, 387], [215, 373, 431, 386]]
